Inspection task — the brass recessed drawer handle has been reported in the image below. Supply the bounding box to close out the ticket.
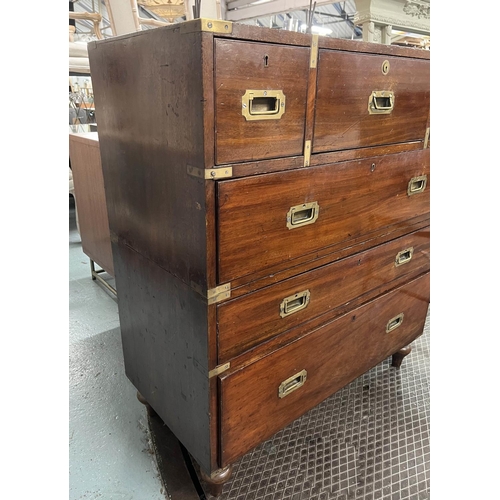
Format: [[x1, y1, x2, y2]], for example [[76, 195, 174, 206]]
[[395, 247, 414, 267], [386, 313, 404, 333], [407, 175, 428, 196], [368, 90, 394, 114], [280, 290, 311, 318], [242, 90, 286, 121], [279, 369, 307, 398], [286, 201, 319, 229]]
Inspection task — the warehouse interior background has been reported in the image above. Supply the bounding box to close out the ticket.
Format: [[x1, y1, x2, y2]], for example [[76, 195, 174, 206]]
[[1, 1, 498, 499]]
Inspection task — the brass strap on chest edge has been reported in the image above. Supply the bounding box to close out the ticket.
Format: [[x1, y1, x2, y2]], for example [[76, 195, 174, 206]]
[[207, 283, 231, 304], [187, 165, 233, 180], [209, 362, 230, 378], [310, 34, 319, 69], [424, 127, 430, 148], [180, 18, 233, 35]]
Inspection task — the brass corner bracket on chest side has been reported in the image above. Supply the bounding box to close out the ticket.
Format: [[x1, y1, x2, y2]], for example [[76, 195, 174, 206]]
[[207, 283, 231, 304], [180, 18, 233, 35], [208, 362, 230, 378], [190, 281, 231, 304], [187, 165, 233, 180]]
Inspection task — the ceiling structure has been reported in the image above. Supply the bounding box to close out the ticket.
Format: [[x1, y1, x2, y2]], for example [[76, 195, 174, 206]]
[[234, 1, 362, 39], [70, 0, 429, 47]]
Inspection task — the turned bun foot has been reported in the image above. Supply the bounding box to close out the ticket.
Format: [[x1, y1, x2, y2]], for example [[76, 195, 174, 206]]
[[391, 345, 412, 368], [136, 391, 148, 405], [200, 465, 233, 498], [136, 391, 157, 416]]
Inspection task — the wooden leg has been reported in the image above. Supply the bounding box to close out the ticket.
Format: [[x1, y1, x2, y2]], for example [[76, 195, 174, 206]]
[[200, 465, 233, 498], [136, 391, 157, 416], [392, 345, 412, 368]]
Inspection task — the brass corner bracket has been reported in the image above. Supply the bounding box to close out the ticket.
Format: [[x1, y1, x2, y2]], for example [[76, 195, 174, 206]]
[[180, 18, 233, 35], [187, 165, 233, 180], [207, 283, 231, 304], [208, 362, 230, 378]]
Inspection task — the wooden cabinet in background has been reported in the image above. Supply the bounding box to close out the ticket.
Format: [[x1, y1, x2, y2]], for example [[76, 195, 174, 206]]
[[69, 132, 115, 291]]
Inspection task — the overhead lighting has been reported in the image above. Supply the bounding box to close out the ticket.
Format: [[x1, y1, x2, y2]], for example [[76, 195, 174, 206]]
[[311, 25, 332, 35], [299, 24, 332, 36]]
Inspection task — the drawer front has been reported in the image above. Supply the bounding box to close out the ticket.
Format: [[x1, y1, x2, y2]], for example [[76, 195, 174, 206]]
[[217, 227, 429, 363], [217, 148, 429, 283], [214, 39, 309, 165], [219, 273, 430, 466], [314, 50, 429, 153]]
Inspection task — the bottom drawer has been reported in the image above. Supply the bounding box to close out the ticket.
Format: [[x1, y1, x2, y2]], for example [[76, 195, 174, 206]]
[[219, 273, 430, 466]]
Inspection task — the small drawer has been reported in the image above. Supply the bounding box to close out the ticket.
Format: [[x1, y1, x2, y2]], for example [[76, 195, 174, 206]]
[[217, 228, 429, 363], [214, 39, 309, 164], [217, 148, 429, 283], [219, 273, 430, 466], [314, 50, 430, 153]]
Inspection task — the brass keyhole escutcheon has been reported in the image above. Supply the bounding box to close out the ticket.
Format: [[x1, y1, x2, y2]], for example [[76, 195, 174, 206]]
[[382, 60, 390, 75]]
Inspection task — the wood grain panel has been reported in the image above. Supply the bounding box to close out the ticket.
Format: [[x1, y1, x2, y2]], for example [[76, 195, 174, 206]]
[[217, 227, 429, 362], [69, 133, 114, 275], [225, 24, 429, 60], [228, 215, 429, 296], [217, 149, 430, 283], [314, 50, 430, 153], [220, 273, 430, 466], [215, 39, 309, 164]]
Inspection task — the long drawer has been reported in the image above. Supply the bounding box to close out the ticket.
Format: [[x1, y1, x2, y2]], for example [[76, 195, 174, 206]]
[[217, 148, 429, 283], [314, 50, 430, 153], [214, 39, 310, 165], [217, 227, 429, 363], [219, 272, 430, 466]]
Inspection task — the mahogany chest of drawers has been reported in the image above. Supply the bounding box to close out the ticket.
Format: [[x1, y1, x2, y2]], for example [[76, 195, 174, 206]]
[[88, 19, 430, 495]]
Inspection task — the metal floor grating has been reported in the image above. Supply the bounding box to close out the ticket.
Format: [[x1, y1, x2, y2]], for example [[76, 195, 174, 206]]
[[204, 310, 430, 500]]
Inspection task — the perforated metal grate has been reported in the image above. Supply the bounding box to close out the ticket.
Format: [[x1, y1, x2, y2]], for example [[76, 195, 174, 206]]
[[214, 311, 430, 500]]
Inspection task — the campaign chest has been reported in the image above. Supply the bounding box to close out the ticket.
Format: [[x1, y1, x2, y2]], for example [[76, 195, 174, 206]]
[[88, 18, 430, 493]]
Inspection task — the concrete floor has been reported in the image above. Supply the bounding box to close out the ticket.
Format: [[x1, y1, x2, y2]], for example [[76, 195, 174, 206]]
[[69, 199, 167, 500]]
